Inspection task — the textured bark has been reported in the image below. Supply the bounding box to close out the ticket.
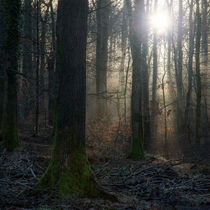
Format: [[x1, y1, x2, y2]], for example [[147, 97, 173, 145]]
[[184, 0, 194, 140], [35, 0, 40, 135], [176, 0, 184, 131], [119, 1, 128, 123], [126, 0, 144, 160], [2, 0, 21, 151], [0, 0, 5, 137], [22, 0, 32, 119], [151, 0, 158, 138], [48, 0, 56, 126], [96, 0, 110, 117], [195, 0, 201, 144], [36, 0, 106, 197], [141, 4, 150, 150]]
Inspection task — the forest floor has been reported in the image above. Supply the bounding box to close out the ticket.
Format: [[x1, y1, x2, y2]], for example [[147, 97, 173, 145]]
[[0, 129, 210, 210]]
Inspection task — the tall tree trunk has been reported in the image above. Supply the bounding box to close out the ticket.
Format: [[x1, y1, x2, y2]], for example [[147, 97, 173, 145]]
[[35, 0, 108, 198], [40, 4, 49, 114], [195, 0, 201, 144], [184, 0, 194, 141], [22, 0, 32, 119], [96, 0, 110, 117], [151, 0, 158, 138], [2, 0, 21, 151], [142, 3, 150, 150], [201, 0, 209, 132], [176, 0, 183, 131], [0, 0, 5, 138], [48, 0, 56, 126], [126, 0, 144, 160], [119, 0, 128, 123], [35, 0, 40, 135]]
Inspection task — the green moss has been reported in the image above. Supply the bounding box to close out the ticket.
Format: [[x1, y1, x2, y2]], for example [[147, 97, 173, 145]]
[[35, 150, 102, 198], [127, 138, 145, 160]]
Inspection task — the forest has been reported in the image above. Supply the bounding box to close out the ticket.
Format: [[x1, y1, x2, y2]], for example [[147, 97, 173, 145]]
[[0, 0, 209, 209]]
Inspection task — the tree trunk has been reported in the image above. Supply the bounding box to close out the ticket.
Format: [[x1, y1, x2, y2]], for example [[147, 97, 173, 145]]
[[195, 0, 201, 144], [35, 0, 40, 136], [126, 0, 144, 160], [36, 0, 106, 198], [0, 0, 5, 139], [40, 4, 49, 117], [184, 0, 194, 141], [48, 0, 56, 126], [2, 0, 21, 151], [22, 0, 32, 119], [151, 0, 158, 138], [96, 0, 110, 117], [176, 0, 184, 131]]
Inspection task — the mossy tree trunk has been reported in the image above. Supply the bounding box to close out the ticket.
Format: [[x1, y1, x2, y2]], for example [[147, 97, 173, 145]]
[[126, 0, 145, 160], [36, 0, 105, 198], [1, 0, 20, 151]]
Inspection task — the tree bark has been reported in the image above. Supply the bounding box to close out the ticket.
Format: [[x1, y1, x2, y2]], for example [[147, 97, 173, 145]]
[[2, 0, 21, 151], [22, 0, 32, 119], [36, 0, 107, 198], [184, 0, 194, 141], [96, 0, 110, 117], [0, 0, 5, 139], [126, 0, 144, 160], [195, 0, 201, 144]]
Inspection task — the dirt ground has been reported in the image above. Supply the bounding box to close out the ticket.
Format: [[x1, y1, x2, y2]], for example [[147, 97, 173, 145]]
[[0, 130, 209, 210]]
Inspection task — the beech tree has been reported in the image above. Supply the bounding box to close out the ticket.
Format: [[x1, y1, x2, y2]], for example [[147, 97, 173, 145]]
[[1, 0, 21, 151], [96, 0, 110, 117], [36, 0, 107, 197], [0, 0, 5, 139], [127, 0, 145, 160]]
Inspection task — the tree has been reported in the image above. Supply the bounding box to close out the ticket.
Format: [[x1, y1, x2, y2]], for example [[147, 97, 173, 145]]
[[96, 0, 110, 117], [1, 0, 21, 151], [176, 0, 184, 131], [127, 0, 145, 160], [151, 0, 158, 137], [184, 0, 194, 140], [195, 0, 201, 144], [36, 0, 106, 197], [22, 0, 32, 119], [0, 0, 5, 140]]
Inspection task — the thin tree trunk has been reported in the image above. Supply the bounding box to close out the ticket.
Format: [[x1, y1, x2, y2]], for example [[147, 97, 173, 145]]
[[22, 0, 32, 119], [195, 0, 201, 144], [176, 0, 183, 131], [96, 0, 110, 117], [151, 0, 158, 138], [184, 0, 194, 142], [48, 0, 56, 126], [35, 0, 40, 136]]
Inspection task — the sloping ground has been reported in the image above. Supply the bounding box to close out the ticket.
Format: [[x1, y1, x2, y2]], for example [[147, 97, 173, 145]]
[[0, 135, 209, 210]]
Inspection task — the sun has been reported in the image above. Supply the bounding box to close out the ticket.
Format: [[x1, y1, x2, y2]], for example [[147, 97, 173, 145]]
[[149, 11, 171, 34]]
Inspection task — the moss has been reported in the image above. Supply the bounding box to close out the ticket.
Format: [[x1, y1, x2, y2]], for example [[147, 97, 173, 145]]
[[35, 149, 103, 198], [127, 138, 145, 160]]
